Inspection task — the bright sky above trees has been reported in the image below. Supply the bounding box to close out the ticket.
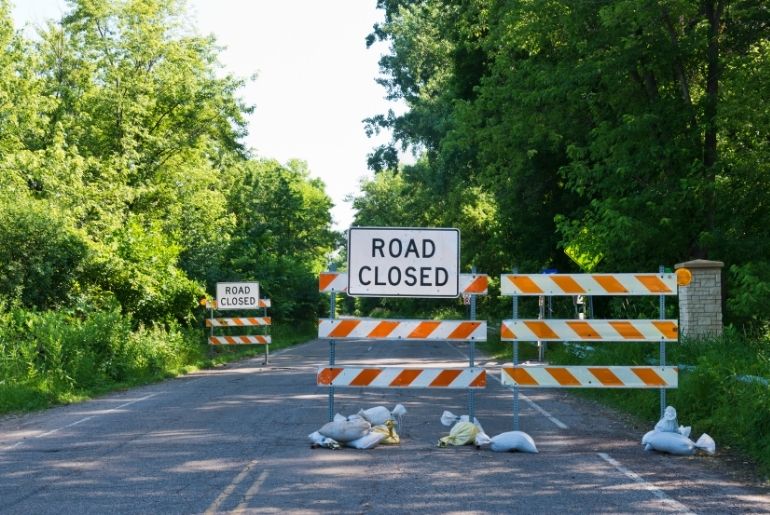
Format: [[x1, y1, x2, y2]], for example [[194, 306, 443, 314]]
[[13, 0, 403, 230]]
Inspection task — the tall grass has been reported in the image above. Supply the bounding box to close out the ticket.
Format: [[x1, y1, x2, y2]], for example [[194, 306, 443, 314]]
[[0, 303, 315, 414]]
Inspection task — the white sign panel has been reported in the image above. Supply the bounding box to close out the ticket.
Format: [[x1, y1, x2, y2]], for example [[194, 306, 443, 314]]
[[347, 227, 460, 297], [216, 282, 260, 310]]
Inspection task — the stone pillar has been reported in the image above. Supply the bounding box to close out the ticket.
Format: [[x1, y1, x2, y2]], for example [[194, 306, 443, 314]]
[[675, 259, 724, 338]]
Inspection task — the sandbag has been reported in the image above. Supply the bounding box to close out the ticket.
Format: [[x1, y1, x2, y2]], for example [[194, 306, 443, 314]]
[[308, 431, 341, 450], [318, 419, 371, 443], [346, 431, 386, 449], [489, 431, 538, 453], [654, 406, 691, 437], [642, 430, 716, 456], [333, 413, 364, 423], [372, 420, 401, 445], [437, 421, 478, 447], [358, 404, 407, 426]]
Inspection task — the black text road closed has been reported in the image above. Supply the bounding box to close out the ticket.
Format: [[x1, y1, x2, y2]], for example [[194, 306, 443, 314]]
[[216, 282, 260, 310], [347, 227, 460, 297]]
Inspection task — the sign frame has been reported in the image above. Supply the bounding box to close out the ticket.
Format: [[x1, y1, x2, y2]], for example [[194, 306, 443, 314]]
[[347, 227, 460, 298], [215, 281, 260, 311]]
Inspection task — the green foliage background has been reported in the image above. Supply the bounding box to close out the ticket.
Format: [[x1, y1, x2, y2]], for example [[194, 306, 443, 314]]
[[0, 0, 336, 411]]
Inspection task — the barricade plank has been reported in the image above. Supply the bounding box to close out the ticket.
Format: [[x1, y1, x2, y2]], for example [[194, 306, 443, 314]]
[[500, 273, 677, 296], [317, 367, 486, 388], [501, 366, 678, 388], [318, 318, 486, 341], [501, 319, 678, 342]]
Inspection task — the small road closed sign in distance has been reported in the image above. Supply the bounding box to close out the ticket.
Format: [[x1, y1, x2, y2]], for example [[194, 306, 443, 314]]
[[216, 282, 260, 310], [348, 227, 460, 297]]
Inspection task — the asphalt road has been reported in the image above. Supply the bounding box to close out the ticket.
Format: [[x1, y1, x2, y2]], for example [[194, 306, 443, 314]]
[[1, 337, 768, 514]]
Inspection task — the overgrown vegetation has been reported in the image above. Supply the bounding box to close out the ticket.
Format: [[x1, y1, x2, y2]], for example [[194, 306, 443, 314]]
[[0, 0, 335, 413]]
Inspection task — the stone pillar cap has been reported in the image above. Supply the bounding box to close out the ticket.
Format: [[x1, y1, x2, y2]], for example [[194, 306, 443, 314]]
[[675, 259, 724, 269]]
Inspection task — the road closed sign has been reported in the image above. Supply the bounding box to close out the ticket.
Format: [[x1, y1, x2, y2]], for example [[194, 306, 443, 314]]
[[347, 227, 460, 297], [216, 282, 260, 310]]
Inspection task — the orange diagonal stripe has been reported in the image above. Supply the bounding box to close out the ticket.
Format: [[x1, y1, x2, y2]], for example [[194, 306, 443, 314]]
[[588, 367, 623, 386], [504, 368, 538, 386], [465, 276, 488, 293], [501, 323, 516, 339], [317, 368, 343, 385], [430, 370, 462, 387], [469, 371, 486, 387], [652, 321, 678, 340], [550, 275, 586, 294], [546, 367, 581, 386], [593, 275, 628, 293], [390, 369, 422, 387], [609, 321, 645, 340], [351, 369, 382, 386], [447, 322, 481, 340], [566, 321, 601, 339], [409, 321, 441, 339], [205, 319, 213, 327], [632, 368, 667, 386], [508, 275, 543, 294], [208, 336, 220, 345], [636, 275, 672, 293], [328, 319, 361, 338], [264, 317, 271, 325], [318, 273, 337, 291], [524, 321, 560, 339], [369, 320, 399, 338]]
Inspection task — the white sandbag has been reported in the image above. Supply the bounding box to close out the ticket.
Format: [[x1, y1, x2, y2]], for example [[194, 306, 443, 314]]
[[474, 431, 492, 447], [333, 413, 364, 423], [346, 431, 386, 450], [441, 410, 460, 427], [358, 404, 406, 426], [319, 419, 371, 443], [642, 430, 716, 455], [489, 431, 538, 453], [308, 431, 340, 450]]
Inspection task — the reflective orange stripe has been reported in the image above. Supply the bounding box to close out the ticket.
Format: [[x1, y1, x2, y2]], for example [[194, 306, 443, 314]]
[[469, 372, 487, 387], [318, 273, 337, 291], [390, 369, 422, 387], [589, 368, 623, 386], [652, 321, 678, 339], [566, 321, 600, 339], [636, 275, 672, 293], [369, 320, 399, 338], [506, 368, 538, 386], [465, 276, 488, 293], [501, 324, 516, 339], [593, 275, 628, 294], [609, 321, 645, 339], [508, 275, 543, 294], [546, 367, 581, 386], [328, 319, 361, 338], [351, 369, 382, 386], [318, 368, 343, 385], [524, 321, 559, 339], [408, 321, 441, 339], [448, 322, 481, 340], [430, 370, 462, 387], [551, 275, 585, 294], [632, 368, 667, 386]]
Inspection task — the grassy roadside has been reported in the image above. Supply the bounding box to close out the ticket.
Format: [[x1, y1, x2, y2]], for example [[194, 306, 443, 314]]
[[485, 327, 770, 478], [0, 305, 316, 416]]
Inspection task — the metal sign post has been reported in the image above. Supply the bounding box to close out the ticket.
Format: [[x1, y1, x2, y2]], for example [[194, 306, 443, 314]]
[[512, 267, 520, 431], [468, 266, 477, 420], [328, 265, 337, 422], [659, 265, 666, 419]]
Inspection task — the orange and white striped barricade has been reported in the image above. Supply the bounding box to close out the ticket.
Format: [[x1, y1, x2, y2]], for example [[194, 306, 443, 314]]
[[318, 367, 486, 389], [500, 319, 678, 342], [208, 335, 271, 345], [500, 273, 677, 296], [319, 272, 490, 295], [501, 366, 678, 389], [207, 296, 272, 363], [206, 317, 271, 327], [500, 270, 680, 432], [318, 318, 486, 341]]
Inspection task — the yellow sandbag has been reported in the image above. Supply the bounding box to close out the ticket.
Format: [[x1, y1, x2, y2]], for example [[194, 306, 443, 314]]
[[372, 419, 400, 445], [437, 421, 478, 447]]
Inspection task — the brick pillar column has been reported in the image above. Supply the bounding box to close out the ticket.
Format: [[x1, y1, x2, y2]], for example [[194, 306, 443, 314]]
[[675, 259, 724, 338]]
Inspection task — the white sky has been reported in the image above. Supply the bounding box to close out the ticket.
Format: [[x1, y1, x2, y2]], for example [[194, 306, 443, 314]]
[[12, 0, 406, 230]]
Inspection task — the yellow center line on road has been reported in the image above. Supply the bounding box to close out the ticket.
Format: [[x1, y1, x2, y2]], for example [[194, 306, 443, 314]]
[[232, 470, 269, 513]]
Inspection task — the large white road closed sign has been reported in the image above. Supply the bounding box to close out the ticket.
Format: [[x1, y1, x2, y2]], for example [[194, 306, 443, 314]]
[[216, 282, 260, 310], [348, 227, 460, 297]]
